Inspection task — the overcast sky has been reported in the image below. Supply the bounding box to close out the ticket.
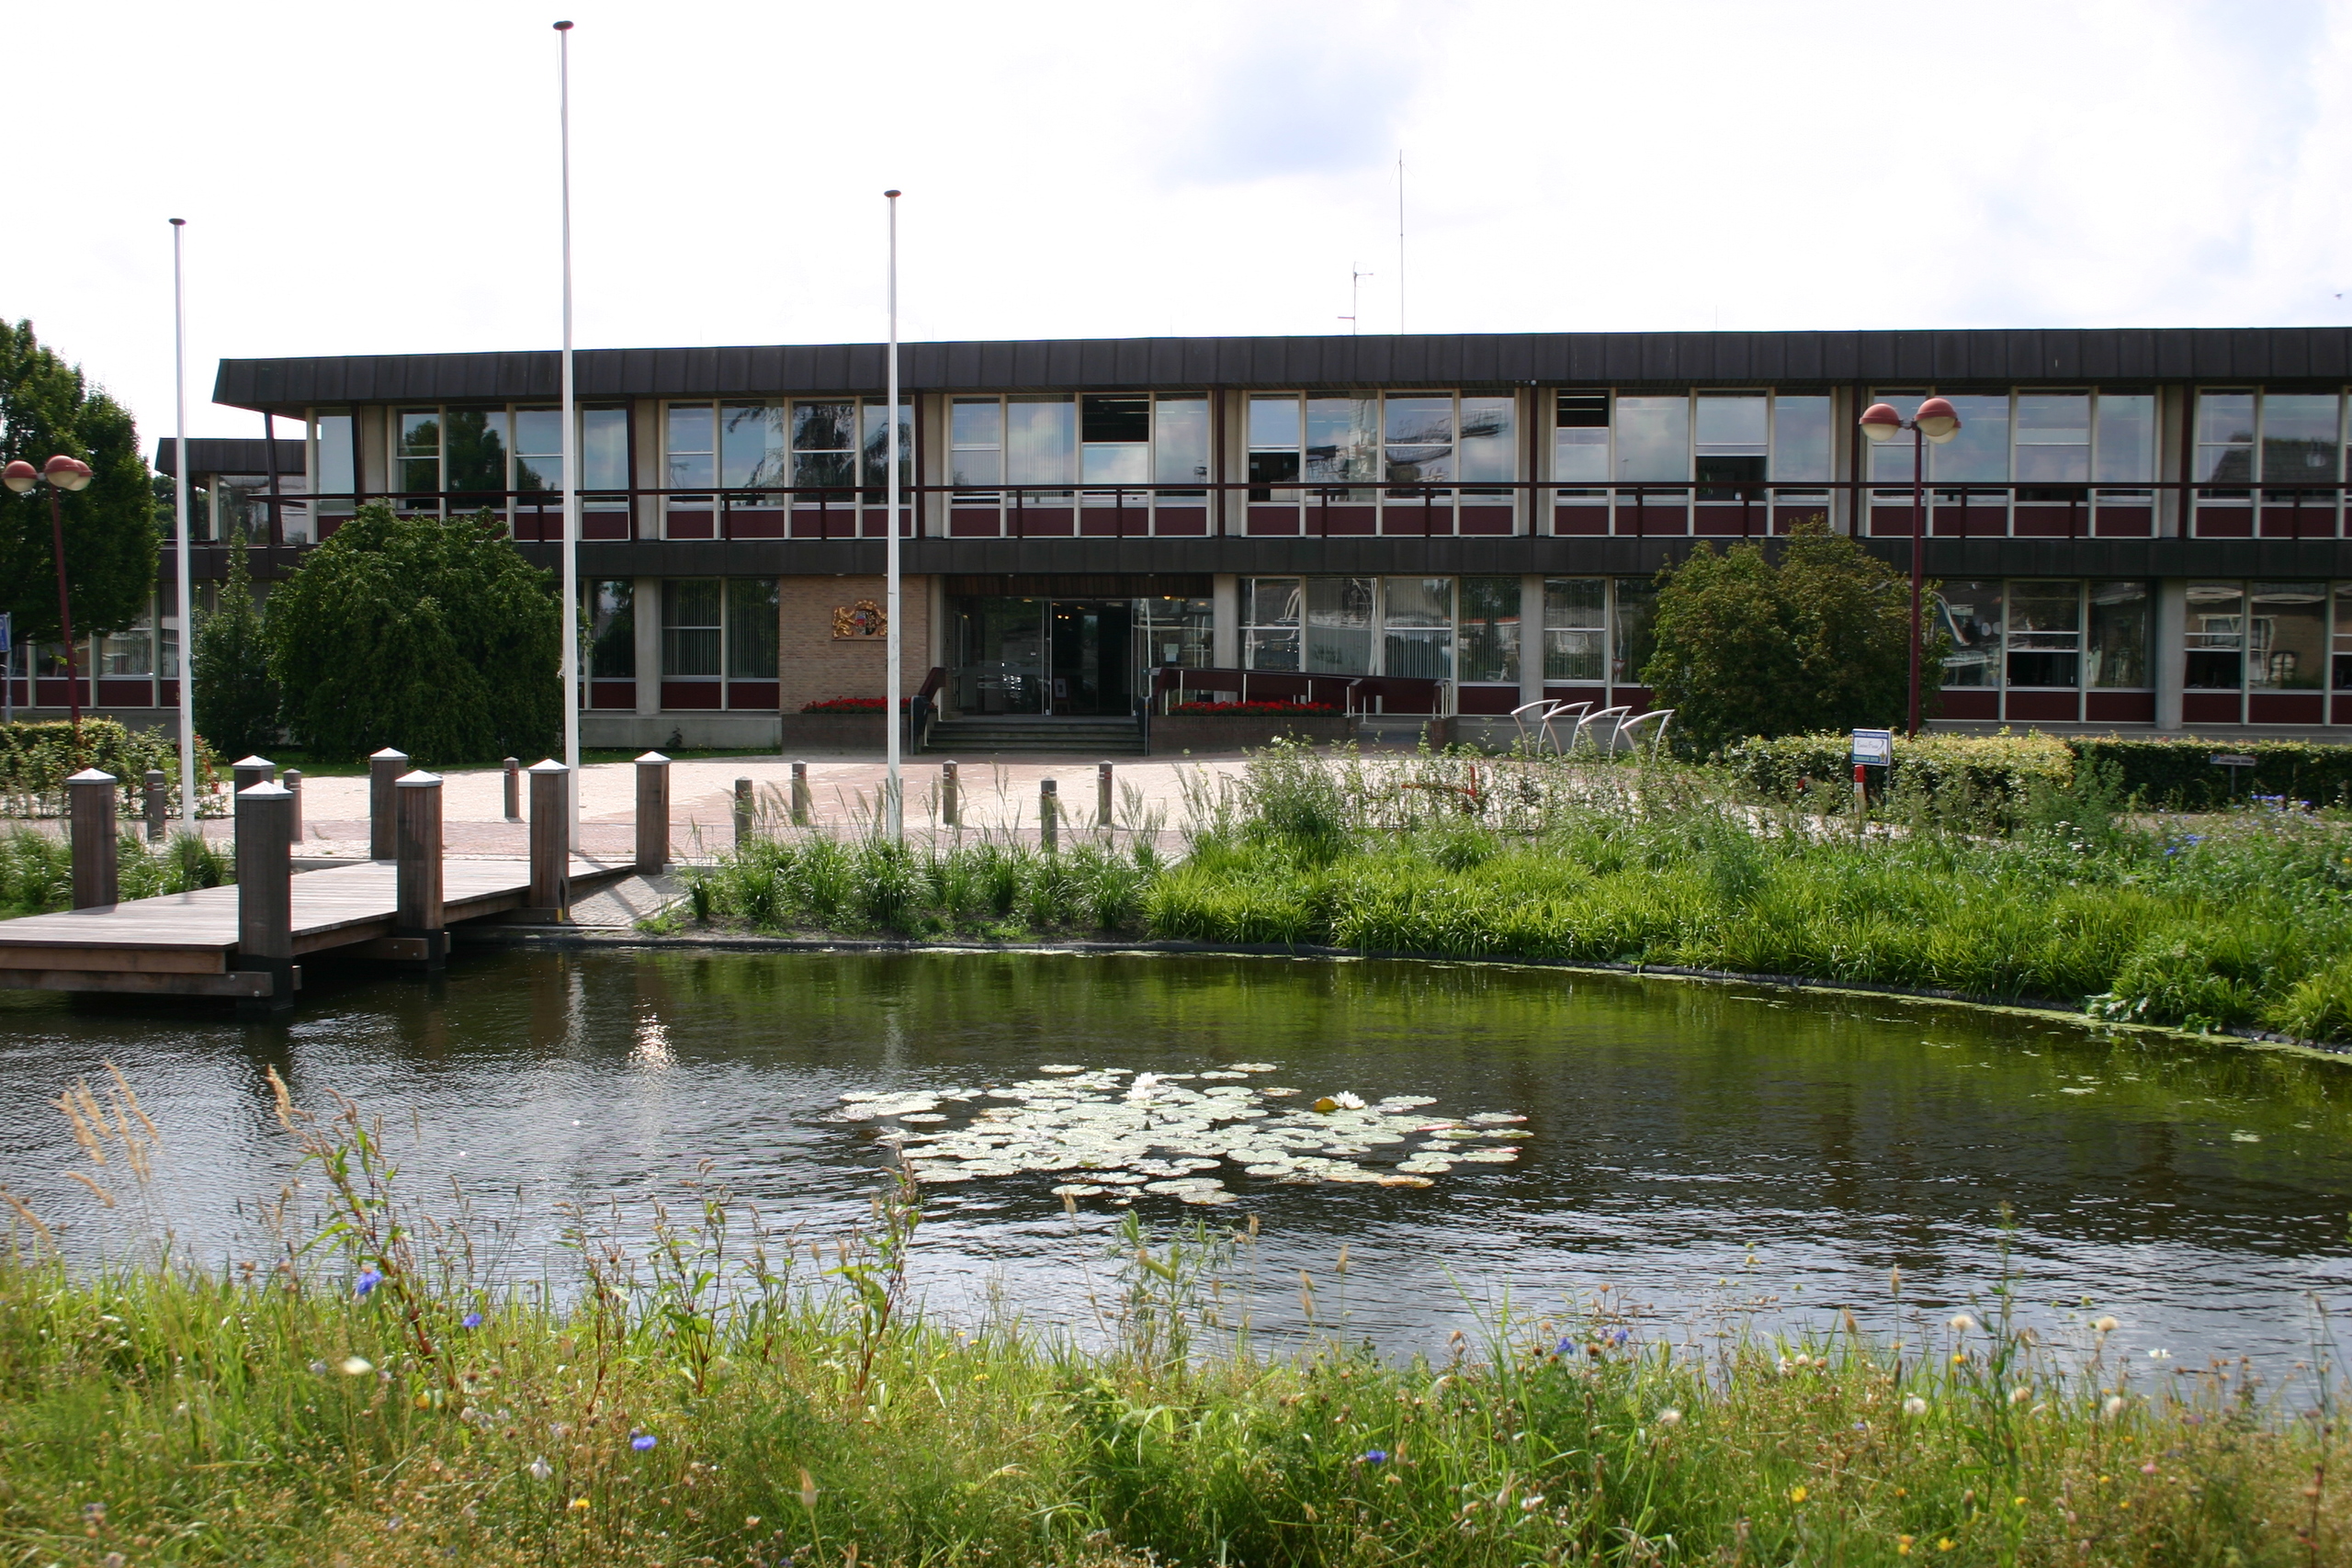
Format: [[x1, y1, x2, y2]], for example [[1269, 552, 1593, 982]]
[[8, 0, 2352, 447]]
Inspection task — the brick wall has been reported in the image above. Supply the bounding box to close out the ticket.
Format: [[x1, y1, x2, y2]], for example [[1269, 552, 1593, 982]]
[[776, 575, 934, 713]]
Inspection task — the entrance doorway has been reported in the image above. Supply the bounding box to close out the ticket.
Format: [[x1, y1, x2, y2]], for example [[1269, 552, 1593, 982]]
[[952, 597, 1136, 716]]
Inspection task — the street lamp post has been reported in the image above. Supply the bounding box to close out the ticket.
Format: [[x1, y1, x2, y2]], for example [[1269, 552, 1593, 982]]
[[4, 455, 96, 732], [1858, 397, 1962, 737]]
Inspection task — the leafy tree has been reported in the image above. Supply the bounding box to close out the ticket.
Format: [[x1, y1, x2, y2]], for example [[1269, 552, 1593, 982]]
[[0, 320, 157, 643], [191, 532, 277, 758], [1642, 519, 1939, 754], [266, 503, 561, 764]]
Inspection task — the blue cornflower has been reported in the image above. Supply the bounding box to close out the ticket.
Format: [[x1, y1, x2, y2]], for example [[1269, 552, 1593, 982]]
[[355, 1269, 383, 1298], [461, 1312, 484, 1329], [1612, 1328, 1631, 1347], [630, 1432, 657, 1451], [1554, 1337, 1575, 1356], [1360, 1449, 1388, 1464]]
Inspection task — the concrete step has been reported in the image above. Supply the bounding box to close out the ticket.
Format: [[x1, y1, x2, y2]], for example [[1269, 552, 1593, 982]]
[[923, 717, 1146, 754]]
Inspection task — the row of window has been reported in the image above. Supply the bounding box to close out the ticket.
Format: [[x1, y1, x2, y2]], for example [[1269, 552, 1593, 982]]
[[1239, 576, 1658, 685]]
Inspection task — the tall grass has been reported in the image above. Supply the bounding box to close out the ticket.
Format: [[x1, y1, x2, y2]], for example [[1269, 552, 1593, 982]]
[[1, 1074, 2342, 1567], [0, 825, 231, 919]]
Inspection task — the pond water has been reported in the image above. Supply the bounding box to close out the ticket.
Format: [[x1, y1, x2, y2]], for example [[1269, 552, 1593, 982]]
[[3, 948, 2349, 1369]]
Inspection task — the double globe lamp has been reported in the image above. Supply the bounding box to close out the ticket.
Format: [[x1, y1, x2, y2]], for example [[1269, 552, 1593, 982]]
[[1857, 396, 1962, 738], [5, 455, 97, 728]]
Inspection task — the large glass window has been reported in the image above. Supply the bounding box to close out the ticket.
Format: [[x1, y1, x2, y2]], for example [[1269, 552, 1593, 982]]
[[1384, 396, 1453, 491], [860, 400, 910, 493], [1139, 596, 1214, 668], [1382, 577, 1453, 680], [2262, 394, 2341, 498], [722, 403, 787, 491], [587, 580, 634, 679], [1555, 394, 1609, 484], [665, 405, 716, 492], [1153, 397, 1210, 494], [794, 402, 858, 491], [514, 409, 562, 493], [444, 409, 508, 495], [1243, 577, 1301, 670], [2333, 587, 2352, 692], [1306, 397, 1378, 491], [1542, 578, 1607, 682], [1458, 577, 1521, 683], [1695, 391, 1766, 498], [100, 606, 153, 679], [2184, 582, 2245, 690], [2250, 581, 2326, 692], [2014, 392, 2089, 488], [2086, 581, 2148, 689], [2093, 392, 2155, 484], [314, 411, 356, 513], [1304, 577, 1374, 674], [397, 410, 441, 498], [662, 579, 723, 678], [1006, 395, 1075, 491], [2197, 392, 2256, 486], [2005, 581, 2081, 688], [951, 399, 1002, 491], [1248, 396, 1302, 494], [510, 406, 628, 502], [1080, 394, 1149, 486], [1614, 397, 1689, 483], [1612, 578, 1658, 684], [1459, 397, 1515, 493], [1936, 581, 2004, 688], [1933, 394, 2010, 484], [727, 578, 780, 680], [1770, 395, 1832, 482], [582, 407, 629, 491]]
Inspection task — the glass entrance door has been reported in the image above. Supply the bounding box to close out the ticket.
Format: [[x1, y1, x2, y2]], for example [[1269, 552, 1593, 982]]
[[954, 596, 1046, 714], [953, 597, 1136, 716], [1047, 601, 1134, 715]]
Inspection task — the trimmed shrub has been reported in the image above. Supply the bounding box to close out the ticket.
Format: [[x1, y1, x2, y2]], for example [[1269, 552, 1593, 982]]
[[0, 718, 222, 817], [2071, 737, 2352, 810], [1719, 730, 2074, 809]]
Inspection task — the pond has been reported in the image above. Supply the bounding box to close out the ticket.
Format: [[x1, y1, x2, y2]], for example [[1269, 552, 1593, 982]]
[[3, 948, 2348, 1369]]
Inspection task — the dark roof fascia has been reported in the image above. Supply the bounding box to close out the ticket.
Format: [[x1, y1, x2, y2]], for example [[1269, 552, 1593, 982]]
[[210, 327, 2352, 412], [153, 436, 305, 478]]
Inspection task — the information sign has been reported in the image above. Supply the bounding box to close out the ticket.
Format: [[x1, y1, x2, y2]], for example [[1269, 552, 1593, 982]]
[[1850, 728, 1894, 766]]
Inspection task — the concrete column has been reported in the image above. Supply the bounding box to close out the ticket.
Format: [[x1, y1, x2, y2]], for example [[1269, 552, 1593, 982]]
[[635, 751, 672, 872], [143, 769, 168, 842], [634, 575, 662, 718], [284, 769, 303, 842], [368, 748, 409, 859], [234, 781, 296, 1014], [1039, 777, 1058, 852], [503, 757, 521, 821], [528, 760, 570, 915], [2155, 577, 2187, 732], [941, 760, 959, 829], [66, 769, 119, 909], [1212, 574, 1240, 668], [1097, 761, 1114, 829], [1521, 573, 1548, 708], [394, 769, 446, 969], [232, 754, 277, 795]]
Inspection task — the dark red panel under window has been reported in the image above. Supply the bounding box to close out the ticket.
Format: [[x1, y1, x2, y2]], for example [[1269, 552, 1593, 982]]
[[1456, 684, 1520, 715], [949, 508, 1002, 537], [318, 515, 345, 538], [1311, 504, 1375, 536], [1542, 684, 1605, 703], [35, 679, 76, 705], [157, 680, 178, 705], [590, 680, 635, 710], [727, 681, 780, 711], [725, 508, 785, 538], [97, 679, 153, 706], [1153, 507, 1208, 536], [1379, 504, 1448, 536], [2182, 692, 2243, 723], [1937, 690, 1998, 720], [2003, 690, 2079, 722], [582, 513, 632, 540], [793, 506, 854, 539], [1551, 504, 1607, 536], [1246, 504, 1300, 536], [2259, 504, 2337, 539], [2191, 506, 2253, 538], [661, 681, 722, 710], [1080, 506, 1146, 537], [2011, 505, 2078, 537], [1010, 507, 1074, 536], [665, 510, 715, 539], [2248, 693, 2324, 725], [2092, 506, 2152, 537], [1459, 505, 1512, 536], [1693, 506, 1769, 537], [2085, 692, 2154, 724], [1771, 505, 1832, 535], [1609, 686, 1653, 716], [862, 508, 912, 538], [1868, 505, 1917, 536]]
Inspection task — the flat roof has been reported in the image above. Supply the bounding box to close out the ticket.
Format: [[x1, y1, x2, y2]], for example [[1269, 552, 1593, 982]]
[[212, 326, 2352, 412], [153, 436, 305, 478]]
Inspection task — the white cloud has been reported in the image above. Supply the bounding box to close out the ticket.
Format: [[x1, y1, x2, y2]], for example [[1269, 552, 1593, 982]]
[[3, 0, 2348, 447]]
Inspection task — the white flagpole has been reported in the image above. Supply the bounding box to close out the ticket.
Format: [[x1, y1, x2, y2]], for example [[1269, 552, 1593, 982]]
[[169, 218, 196, 830], [884, 188, 902, 841], [556, 19, 581, 851]]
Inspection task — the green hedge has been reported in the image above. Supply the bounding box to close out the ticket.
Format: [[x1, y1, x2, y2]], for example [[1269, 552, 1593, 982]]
[[0, 719, 223, 818], [2071, 737, 2352, 811], [1718, 730, 2074, 807]]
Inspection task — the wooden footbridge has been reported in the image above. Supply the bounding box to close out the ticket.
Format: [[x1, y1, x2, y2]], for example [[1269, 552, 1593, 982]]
[[0, 750, 675, 1015]]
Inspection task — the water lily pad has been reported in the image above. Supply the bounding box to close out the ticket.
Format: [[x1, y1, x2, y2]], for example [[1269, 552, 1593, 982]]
[[1037, 1065, 1088, 1074], [1051, 1183, 1105, 1196], [1458, 1149, 1519, 1164]]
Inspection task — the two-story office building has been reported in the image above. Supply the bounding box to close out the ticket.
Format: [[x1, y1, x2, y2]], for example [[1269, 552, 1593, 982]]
[[20, 326, 2352, 748]]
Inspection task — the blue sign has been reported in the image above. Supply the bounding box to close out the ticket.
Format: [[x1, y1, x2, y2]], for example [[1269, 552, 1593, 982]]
[[1850, 728, 1894, 766], [0, 611, 12, 654]]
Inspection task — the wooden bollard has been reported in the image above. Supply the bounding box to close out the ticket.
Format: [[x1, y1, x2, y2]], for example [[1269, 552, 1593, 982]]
[[1039, 777, 1058, 853], [284, 769, 303, 842], [66, 768, 119, 909], [394, 769, 446, 970], [635, 751, 671, 873], [790, 761, 811, 827], [143, 769, 167, 841], [732, 777, 753, 848], [234, 781, 296, 1014], [232, 754, 276, 795], [527, 759, 569, 917], [941, 760, 959, 829], [503, 756, 521, 821], [1098, 761, 1114, 829], [368, 747, 409, 859]]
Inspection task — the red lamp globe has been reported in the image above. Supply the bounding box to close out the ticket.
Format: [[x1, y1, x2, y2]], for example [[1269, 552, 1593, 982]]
[[42, 455, 93, 491], [1858, 402, 1904, 443], [1914, 396, 1962, 444], [2, 459, 36, 494]]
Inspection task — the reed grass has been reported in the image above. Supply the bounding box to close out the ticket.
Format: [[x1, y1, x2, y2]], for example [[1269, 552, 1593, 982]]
[[0, 826, 231, 919], [1, 1076, 2342, 1567]]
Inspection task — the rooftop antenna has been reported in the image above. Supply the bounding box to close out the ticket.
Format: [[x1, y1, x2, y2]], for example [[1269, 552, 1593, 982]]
[[1340, 265, 1374, 334], [1396, 150, 1407, 334]]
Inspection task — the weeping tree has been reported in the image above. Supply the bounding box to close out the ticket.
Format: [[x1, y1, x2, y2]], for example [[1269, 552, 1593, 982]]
[[190, 532, 277, 758], [266, 504, 561, 763], [1641, 519, 1938, 755]]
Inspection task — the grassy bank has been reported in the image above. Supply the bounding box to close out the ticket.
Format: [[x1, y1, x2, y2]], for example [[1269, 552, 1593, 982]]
[[0, 826, 232, 919], [1, 1079, 2341, 1568], [677, 745, 2352, 1045]]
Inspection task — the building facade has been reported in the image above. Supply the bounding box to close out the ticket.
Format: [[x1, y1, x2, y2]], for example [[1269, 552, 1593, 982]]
[[18, 327, 2352, 745]]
